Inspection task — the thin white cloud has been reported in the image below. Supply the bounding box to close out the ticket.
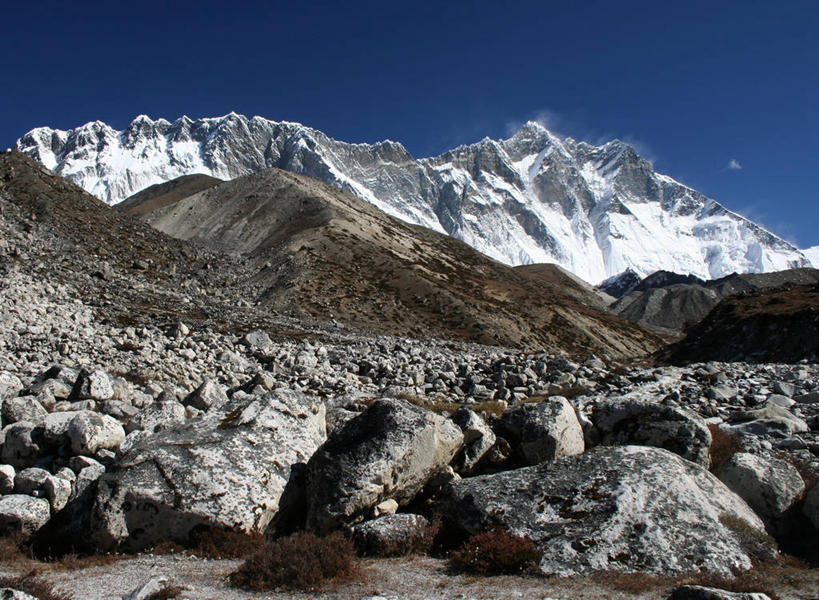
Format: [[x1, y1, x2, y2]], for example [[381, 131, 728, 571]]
[[726, 158, 742, 170]]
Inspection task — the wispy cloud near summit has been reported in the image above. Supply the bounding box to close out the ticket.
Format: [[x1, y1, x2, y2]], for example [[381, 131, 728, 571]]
[[726, 158, 743, 170]]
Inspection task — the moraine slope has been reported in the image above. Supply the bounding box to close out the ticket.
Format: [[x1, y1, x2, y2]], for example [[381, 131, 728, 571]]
[[121, 168, 661, 356]]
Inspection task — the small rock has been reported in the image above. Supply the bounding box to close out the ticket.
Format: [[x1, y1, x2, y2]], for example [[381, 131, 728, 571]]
[[2, 396, 48, 426], [0, 372, 23, 400], [0, 464, 15, 494], [1, 422, 41, 469], [121, 576, 171, 600], [667, 585, 772, 600], [374, 499, 399, 517], [352, 513, 433, 557], [71, 369, 115, 401], [450, 407, 496, 473], [0, 494, 51, 535], [43, 475, 72, 512], [183, 379, 228, 412], [241, 330, 273, 352], [67, 412, 126, 455], [13, 467, 50, 495]]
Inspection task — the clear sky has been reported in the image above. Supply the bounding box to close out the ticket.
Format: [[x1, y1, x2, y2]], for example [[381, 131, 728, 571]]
[[2, 1, 817, 249]]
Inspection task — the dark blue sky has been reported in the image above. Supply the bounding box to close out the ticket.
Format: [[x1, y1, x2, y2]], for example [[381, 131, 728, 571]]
[[3, 1, 817, 248]]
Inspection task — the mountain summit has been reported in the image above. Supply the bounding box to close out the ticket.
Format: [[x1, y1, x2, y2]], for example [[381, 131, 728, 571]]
[[15, 114, 810, 283]]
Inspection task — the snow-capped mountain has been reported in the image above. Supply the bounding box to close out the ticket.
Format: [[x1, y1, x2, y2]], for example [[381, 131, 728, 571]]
[[14, 113, 810, 283], [804, 246, 819, 268]]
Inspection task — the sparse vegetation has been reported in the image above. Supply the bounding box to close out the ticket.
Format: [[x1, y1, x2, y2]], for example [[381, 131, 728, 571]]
[[719, 513, 778, 562], [449, 529, 542, 575], [584, 558, 807, 600], [229, 531, 360, 591], [397, 392, 508, 420]]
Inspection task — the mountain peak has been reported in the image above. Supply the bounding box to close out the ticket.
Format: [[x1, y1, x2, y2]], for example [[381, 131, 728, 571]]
[[13, 114, 811, 284]]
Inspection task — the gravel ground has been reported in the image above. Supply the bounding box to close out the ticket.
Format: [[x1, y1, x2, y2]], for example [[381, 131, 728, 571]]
[[3, 553, 818, 600]]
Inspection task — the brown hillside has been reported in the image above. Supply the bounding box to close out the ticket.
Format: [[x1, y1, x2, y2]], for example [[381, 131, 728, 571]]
[[124, 167, 661, 357]]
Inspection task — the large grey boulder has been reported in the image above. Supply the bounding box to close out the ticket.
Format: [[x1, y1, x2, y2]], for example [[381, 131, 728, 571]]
[[497, 396, 584, 465], [591, 398, 712, 467], [434, 446, 769, 577], [450, 407, 495, 473], [305, 398, 463, 533], [67, 412, 126, 456], [90, 389, 326, 551], [0, 494, 51, 535], [717, 453, 805, 527], [728, 402, 809, 436]]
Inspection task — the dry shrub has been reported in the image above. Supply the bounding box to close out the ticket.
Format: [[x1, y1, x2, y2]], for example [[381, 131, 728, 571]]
[[229, 531, 360, 591], [708, 424, 744, 473], [46, 553, 125, 572], [0, 571, 71, 600], [145, 540, 186, 555], [675, 558, 810, 600], [1, 533, 124, 573], [589, 571, 677, 593], [187, 527, 264, 559], [449, 529, 541, 575], [472, 400, 508, 420], [397, 392, 461, 415], [143, 584, 184, 600], [0, 533, 35, 566]]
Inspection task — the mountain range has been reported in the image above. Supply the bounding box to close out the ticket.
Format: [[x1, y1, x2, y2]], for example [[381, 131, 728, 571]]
[[14, 113, 812, 284]]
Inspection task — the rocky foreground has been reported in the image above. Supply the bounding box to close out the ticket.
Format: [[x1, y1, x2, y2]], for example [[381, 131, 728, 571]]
[[1, 151, 818, 599], [1, 255, 819, 597]]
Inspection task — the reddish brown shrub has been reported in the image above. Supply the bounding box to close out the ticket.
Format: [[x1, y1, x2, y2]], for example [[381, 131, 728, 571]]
[[708, 424, 744, 473], [229, 531, 359, 591], [187, 527, 264, 559], [449, 529, 542, 575]]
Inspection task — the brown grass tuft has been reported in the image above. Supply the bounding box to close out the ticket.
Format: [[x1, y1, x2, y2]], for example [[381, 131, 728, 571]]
[[449, 529, 542, 576], [229, 531, 360, 591]]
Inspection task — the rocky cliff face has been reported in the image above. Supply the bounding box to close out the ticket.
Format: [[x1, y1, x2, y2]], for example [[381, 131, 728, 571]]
[[15, 114, 810, 284]]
